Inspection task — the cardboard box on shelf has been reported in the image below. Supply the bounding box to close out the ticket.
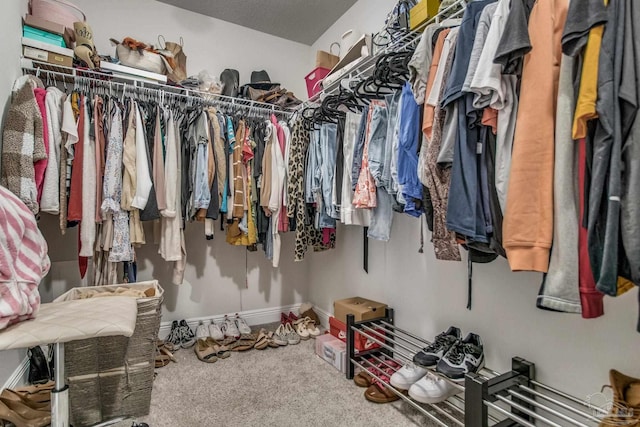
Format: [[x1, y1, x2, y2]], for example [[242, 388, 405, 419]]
[[410, 0, 442, 30], [329, 317, 384, 352], [333, 297, 387, 324], [315, 49, 339, 70], [23, 46, 73, 67], [315, 333, 347, 373]]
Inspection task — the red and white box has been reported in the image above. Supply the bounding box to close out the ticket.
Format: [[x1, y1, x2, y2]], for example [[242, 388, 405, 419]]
[[329, 317, 386, 353]]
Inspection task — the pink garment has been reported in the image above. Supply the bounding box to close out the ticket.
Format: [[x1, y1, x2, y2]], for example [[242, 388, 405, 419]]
[[33, 88, 49, 203], [353, 103, 379, 208], [0, 185, 50, 331], [322, 228, 335, 245], [271, 115, 289, 232]]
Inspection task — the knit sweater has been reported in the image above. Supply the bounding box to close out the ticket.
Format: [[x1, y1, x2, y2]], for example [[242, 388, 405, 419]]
[[1, 76, 47, 214]]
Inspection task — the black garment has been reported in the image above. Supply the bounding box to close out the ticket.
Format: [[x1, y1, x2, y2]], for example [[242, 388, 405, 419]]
[[206, 118, 220, 221], [140, 102, 160, 221], [253, 121, 266, 179], [484, 128, 505, 257], [422, 185, 434, 232], [335, 116, 345, 207], [493, 0, 536, 75]]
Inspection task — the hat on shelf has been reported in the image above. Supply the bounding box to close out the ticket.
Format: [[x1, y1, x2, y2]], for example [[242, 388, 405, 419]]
[[220, 68, 240, 97], [246, 70, 279, 90]]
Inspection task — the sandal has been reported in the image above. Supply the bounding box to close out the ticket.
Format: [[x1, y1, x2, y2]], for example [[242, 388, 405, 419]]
[[155, 354, 172, 368], [354, 371, 373, 388], [364, 367, 400, 404], [254, 329, 269, 350], [194, 339, 218, 363], [205, 338, 231, 359], [230, 334, 256, 351]]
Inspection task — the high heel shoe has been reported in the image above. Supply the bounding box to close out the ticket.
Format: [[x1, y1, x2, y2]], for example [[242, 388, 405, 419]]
[[0, 390, 49, 411], [0, 397, 50, 419], [0, 398, 50, 427]]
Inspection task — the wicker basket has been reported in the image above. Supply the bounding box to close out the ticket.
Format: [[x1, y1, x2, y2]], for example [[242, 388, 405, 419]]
[[54, 280, 163, 426]]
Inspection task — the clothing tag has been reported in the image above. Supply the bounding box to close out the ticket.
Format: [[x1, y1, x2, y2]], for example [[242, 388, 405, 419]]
[[476, 143, 483, 154], [609, 196, 621, 202]]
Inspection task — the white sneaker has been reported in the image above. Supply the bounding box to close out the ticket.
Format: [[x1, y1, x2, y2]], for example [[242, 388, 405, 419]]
[[209, 321, 224, 341], [223, 316, 240, 338], [235, 314, 252, 335], [195, 321, 209, 340], [409, 373, 460, 404], [390, 363, 428, 390]]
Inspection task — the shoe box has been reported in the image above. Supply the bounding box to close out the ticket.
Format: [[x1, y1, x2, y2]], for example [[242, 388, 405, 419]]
[[333, 297, 387, 324], [315, 333, 347, 373], [329, 316, 385, 353]]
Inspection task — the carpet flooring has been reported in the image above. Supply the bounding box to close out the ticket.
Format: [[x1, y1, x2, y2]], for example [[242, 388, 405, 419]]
[[114, 327, 456, 427]]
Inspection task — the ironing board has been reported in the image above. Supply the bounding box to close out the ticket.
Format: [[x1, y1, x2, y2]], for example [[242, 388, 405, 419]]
[[0, 297, 138, 427]]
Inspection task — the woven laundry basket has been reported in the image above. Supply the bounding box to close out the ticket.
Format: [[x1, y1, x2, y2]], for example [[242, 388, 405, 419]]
[[54, 280, 163, 426]]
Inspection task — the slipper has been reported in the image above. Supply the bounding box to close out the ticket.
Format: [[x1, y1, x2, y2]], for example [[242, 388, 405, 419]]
[[295, 321, 311, 340], [155, 354, 172, 368], [194, 339, 218, 363], [254, 329, 269, 350], [364, 383, 400, 403], [354, 371, 373, 388], [266, 331, 280, 348]]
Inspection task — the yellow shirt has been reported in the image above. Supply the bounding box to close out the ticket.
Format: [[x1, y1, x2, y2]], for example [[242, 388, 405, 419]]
[[572, 0, 607, 139]]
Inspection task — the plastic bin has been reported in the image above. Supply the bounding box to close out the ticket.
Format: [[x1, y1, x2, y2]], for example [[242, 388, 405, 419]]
[[305, 67, 331, 97]]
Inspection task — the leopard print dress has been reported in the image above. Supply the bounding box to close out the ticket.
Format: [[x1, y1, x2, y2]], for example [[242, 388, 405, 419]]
[[288, 119, 335, 261]]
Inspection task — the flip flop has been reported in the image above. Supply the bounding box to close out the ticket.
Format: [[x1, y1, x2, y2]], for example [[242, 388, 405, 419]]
[[205, 338, 231, 359]]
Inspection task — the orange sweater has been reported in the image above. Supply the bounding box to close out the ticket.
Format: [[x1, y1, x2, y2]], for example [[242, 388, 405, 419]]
[[503, 0, 568, 272]]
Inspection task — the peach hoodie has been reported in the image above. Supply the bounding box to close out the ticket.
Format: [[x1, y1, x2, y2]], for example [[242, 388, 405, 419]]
[[503, 0, 568, 272]]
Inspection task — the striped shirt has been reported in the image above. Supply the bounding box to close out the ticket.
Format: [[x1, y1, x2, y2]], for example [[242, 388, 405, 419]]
[[0, 185, 50, 330]]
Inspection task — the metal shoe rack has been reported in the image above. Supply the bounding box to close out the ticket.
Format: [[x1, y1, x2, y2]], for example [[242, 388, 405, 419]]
[[346, 311, 608, 426]]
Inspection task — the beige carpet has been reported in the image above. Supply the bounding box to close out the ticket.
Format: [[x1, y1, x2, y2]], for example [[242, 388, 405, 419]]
[[114, 329, 453, 427]]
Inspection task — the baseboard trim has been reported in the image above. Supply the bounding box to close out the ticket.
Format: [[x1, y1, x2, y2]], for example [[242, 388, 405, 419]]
[[2, 356, 29, 391], [314, 306, 331, 328], [159, 303, 303, 339]]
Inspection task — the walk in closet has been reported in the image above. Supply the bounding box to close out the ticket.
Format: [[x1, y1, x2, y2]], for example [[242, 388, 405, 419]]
[[0, 0, 638, 426]]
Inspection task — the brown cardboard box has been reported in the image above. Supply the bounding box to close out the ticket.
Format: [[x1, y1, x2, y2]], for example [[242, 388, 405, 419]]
[[24, 14, 74, 47], [333, 297, 387, 324], [316, 50, 339, 70], [23, 46, 73, 67]]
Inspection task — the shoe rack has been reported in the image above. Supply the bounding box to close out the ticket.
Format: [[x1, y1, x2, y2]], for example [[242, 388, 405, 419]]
[[346, 312, 607, 426]]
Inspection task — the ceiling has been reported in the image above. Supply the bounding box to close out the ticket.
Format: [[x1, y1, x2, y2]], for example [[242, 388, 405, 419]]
[[156, 0, 358, 45]]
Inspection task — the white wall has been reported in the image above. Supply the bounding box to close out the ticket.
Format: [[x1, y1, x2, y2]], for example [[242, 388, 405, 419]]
[[75, 0, 310, 101], [308, 0, 640, 400], [0, 0, 29, 388], [34, 0, 315, 319]]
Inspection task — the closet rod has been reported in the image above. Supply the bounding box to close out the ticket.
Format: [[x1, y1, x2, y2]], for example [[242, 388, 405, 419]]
[[22, 60, 293, 116], [300, 0, 467, 106]]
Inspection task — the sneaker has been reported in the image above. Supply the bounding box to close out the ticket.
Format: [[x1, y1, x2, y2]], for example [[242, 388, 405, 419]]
[[409, 373, 460, 403], [284, 323, 300, 345], [195, 321, 209, 340], [413, 327, 461, 368], [273, 324, 289, 346], [209, 321, 224, 341], [390, 363, 428, 390], [235, 314, 252, 335], [222, 315, 240, 339], [436, 333, 484, 382], [179, 320, 196, 348], [166, 320, 181, 349]]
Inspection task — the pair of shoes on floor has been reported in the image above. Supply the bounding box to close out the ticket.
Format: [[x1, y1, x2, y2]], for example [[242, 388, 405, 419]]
[[292, 317, 321, 340], [219, 314, 252, 339], [388, 362, 462, 404], [352, 359, 403, 404], [273, 323, 300, 346], [167, 320, 196, 349], [155, 340, 177, 368], [280, 311, 299, 325], [194, 337, 231, 363], [413, 326, 484, 382]]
